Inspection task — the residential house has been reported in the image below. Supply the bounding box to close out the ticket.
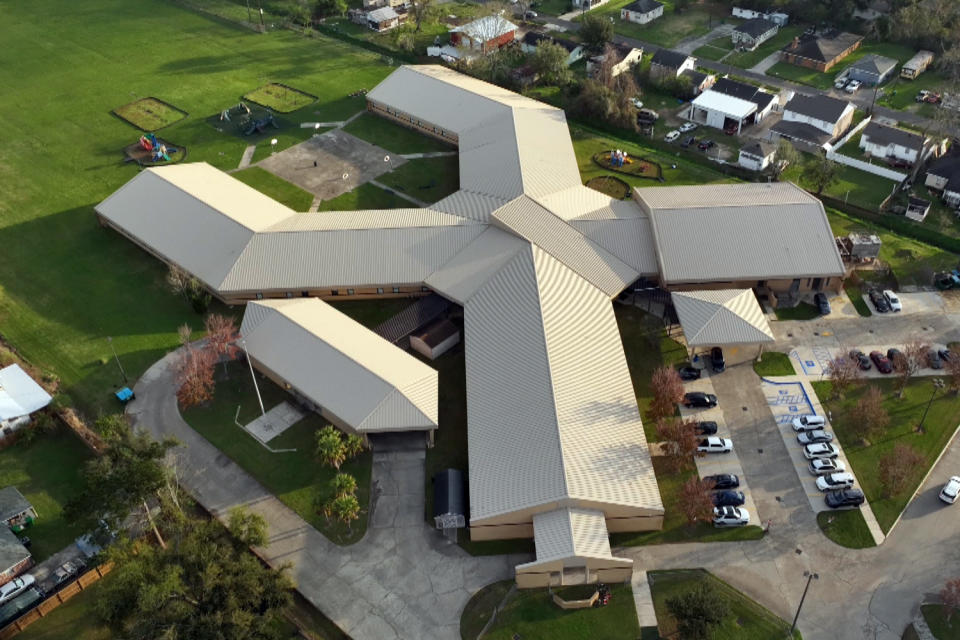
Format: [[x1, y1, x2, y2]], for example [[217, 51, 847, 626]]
[[0, 528, 31, 587], [620, 0, 664, 25], [366, 6, 400, 32], [571, 0, 608, 10], [520, 32, 584, 66], [860, 122, 926, 165], [846, 54, 898, 86], [681, 69, 715, 96], [450, 16, 518, 54], [771, 94, 855, 146], [650, 49, 695, 81], [732, 7, 789, 25], [0, 364, 52, 436], [587, 45, 643, 79], [0, 488, 36, 532], [738, 141, 776, 171], [362, 0, 405, 9], [732, 18, 779, 51], [925, 155, 960, 207], [780, 31, 863, 72], [711, 78, 776, 121]]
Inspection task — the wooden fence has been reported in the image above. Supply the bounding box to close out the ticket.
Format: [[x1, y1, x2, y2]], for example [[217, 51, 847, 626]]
[[0, 563, 113, 639]]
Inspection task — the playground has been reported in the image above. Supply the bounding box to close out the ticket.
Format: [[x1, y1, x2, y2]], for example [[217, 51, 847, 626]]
[[123, 132, 184, 165], [592, 150, 663, 180], [243, 83, 317, 113], [207, 102, 289, 140], [112, 97, 187, 131]]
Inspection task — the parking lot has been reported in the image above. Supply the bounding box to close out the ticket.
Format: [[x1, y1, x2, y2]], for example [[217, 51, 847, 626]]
[[790, 344, 951, 380]]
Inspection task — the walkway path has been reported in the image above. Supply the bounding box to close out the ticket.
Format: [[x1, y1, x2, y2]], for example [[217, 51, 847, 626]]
[[749, 50, 782, 74], [127, 348, 525, 640], [674, 23, 736, 55], [399, 151, 458, 159], [237, 144, 256, 169]]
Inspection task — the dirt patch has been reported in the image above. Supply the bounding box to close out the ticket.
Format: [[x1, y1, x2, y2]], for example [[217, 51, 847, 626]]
[[113, 97, 187, 131], [585, 175, 631, 199]]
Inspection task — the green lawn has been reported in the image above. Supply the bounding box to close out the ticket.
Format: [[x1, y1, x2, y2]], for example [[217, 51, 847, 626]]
[[766, 61, 840, 90], [113, 97, 187, 132], [767, 41, 919, 91], [0, 0, 395, 420], [774, 302, 820, 321], [724, 25, 804, 70], [182, 360, 373, 545], [781, 154, 898, 212], [578, 0, 717, 48], [317, 182, 412, 211], [754, 352, 795, 377], [0, 427, 92, 562], [232, 167, 315, 211], [16, 579, 112, 640], [922, 604, 960, 639], [844, 282, 873, 317], [249, 126, 329, 163], [811, 379, 960, 532], [648, 569, 800, 639], [816, 509, 876, 549], [377, 156, 460, 204], [876, 69, 952, 115], [462, 580, 639, 640], [243, 83, 316, 113], [693, 36, 735, 62], [534, 0, 573, 15], [342, 112, 455, 155]]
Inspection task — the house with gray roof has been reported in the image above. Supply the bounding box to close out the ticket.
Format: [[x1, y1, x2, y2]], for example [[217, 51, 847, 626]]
[[738, 140, 776, 171], [772, 93, 855, 146], [846, 54, 898, 86], [781, 31, 863, 72], [925, 155, 960, 207], [860, 122, 926, 164], [732, 18, 778, 50], [620, 0, 664, 24], [0, 488, 36, 531], [0, 528, 31, 587], [650, 49, 695, 81]]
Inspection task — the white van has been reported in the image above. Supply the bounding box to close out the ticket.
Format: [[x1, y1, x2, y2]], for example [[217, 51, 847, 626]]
[[792, 415, 826, 432]]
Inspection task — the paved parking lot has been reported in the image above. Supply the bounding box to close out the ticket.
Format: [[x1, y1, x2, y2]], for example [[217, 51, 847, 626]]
[[791, 345, 950, 380], [760, 376, 885, 544], [680, 370, 762, 525]]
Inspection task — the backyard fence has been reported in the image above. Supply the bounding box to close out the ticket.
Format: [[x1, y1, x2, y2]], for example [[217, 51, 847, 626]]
[[0, 563, 114, 639], [826, 151, 909, 182]]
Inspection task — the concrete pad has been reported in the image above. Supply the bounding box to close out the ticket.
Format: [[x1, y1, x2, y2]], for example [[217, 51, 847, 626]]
[[631, 569, 658, 628], [242, 401, 305, 443], [256, 129, 405, 201]]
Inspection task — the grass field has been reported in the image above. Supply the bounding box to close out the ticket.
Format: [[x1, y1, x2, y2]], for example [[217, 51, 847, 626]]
[[774, 302, 820, 321], [579, 0, 718, 48], [844, 282, 873, 317], [724, 25, 803, 70], [0, 0, 395, 420], [232, 166, 315, 210], [317, 182, 412, 211], [812, 378, 960, 532], [876, 69, 951, 115], [243, 83, 316, 113], [922, 604, 960, 639], [342, 112, 454, 154], [377, 156, 460, 204], [461, 580, 639, 640], [113, 97, 187, 131], [693, 36, 735, 62], [767, 41, 919, 92], [648, 569, 800, 639], [754, 352, 796, 377], [0, 427, 91, 562], [781, 154, 898, 212], [817, 509, 876, 549]]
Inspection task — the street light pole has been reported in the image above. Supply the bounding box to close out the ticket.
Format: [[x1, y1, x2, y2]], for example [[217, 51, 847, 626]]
[[917, 377, 945, 433], [788, 571, 819, 637], [106, 337, 128, 384], [241, 339, 266, 418]]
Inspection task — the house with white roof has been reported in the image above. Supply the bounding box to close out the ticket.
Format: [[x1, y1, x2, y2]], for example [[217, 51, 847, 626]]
[[449, 15, 517, 54], [0, 364, 52, 434]]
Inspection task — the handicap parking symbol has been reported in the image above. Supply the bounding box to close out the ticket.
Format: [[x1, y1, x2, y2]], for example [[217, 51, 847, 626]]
[[805, 360, 815, 368], [789, 406, 798, 412], [778, 389, 788, 395]]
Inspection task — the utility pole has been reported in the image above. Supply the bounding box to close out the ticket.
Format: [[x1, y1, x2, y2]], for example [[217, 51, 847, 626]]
[[788, 571, 818, 637], [245, 0, 252, 23], [241, 339, 266, 419], [256, 0, 265, 28], [106, 336, 128, 384], [917, 377, 944, 433]]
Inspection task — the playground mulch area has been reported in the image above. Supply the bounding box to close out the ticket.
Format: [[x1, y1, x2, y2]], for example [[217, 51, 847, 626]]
[[585, 176, 630, 200], [243, 83, 317, 113], [122, 137, 185, 166], [204, 109, 294, 143], [113, 97, 187, 131], [592, 151, 662, 180]]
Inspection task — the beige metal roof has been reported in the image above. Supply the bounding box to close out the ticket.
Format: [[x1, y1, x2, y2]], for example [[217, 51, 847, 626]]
[[240, 299, 438, 432], [671, 289, 774, 346], [425, 227, 527, 304], [569, 218, 659, 276], [639, 182, 845, 284]]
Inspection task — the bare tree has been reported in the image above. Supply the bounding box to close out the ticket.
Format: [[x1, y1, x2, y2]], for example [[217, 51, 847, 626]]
[[655, 418, 700, 473], [941, 578, 960, 622], [894, 338, 929, 398], [826, 351, 862, 399], [175, 345, 216, 410], [945, 351, 960, 395], [677, 476, 715, 527], [167, 265, 191, 301], [204, 313, 241, 377], [409, 0, 435, 33], [851, 385, 890, 442], [879, 443, 925, 497], [650, 365, 685, 420], [177, 323, 193, 346]]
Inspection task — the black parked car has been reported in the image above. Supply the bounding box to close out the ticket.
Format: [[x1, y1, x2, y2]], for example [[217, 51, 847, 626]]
[[710, 346, 725, 373], [814, 292, 831, 315], [712, 490, 746, 507], [939, 349, 952, 363], [887, 348, 903, 364], [696, 421, 718, 435], [678, 366, 702, 381], [825, 488, 865, 509], [849, 350, 872, 370], [684, 392, 718, 408], [869, 289, 890, 313], [680, 136, 696, 148], [703, 473, 739, 490], [929, 349, 944, 369], [697, 139, 715, 151]]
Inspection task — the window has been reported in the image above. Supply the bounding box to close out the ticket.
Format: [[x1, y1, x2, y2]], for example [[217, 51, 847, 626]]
[[377, 287, 384, 294], [331, 289, 339, 296], [301, 291, 309, 297], [286, 292, 293, 298], [392, 287, 400, 293], [421, 286, 429, 292], [347, 288, 355, 295], [255, 293, 263, 300]]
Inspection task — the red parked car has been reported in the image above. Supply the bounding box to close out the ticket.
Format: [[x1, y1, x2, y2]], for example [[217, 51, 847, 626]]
[[870, 351, 892, 373]]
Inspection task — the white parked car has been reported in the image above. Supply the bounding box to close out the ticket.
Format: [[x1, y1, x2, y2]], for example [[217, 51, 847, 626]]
[[797, 430, 834, 445], [939, 476, 960, 504], [0, 575, 35, 605], [816, 472, 855, 492], [713, 506, 750, 527], [883, 290, 902, 312], [697, 437, 733, 453], [679, 122, 697, 133], [809, 458, 846, 475], [630, 97, 644, 109], [803, 442, 839, 459], [664, 130, 681, 143], [834, 76, 848, 89], [845, 79, 861, 93], [792, 415, 826, 432]]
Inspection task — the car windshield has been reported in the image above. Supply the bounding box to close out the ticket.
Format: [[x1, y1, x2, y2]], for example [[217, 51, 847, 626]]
[[945, 483, 959, 497]]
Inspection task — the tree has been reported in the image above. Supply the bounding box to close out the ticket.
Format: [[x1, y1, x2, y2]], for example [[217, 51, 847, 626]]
[[655, 418, 701, 473], [330, 494, 361, 528], [826, 351, 861, 399], [677, 476, 715, 527], [894, 338, 929, 398], [175, 344, 216, 410], [204, 312, 241, 376], [228, 506, 268, 547], [531, 41, 572, 87], [177, 323, 193, 347], [947, 351, 960, 395], [331, 472, 358, 498], [569, 78, 635, 130], [665, 582, 730, 640], [315, 0, 347, 18], [850, 385, 889, 442], [580, 13, 613, 53], [650, 366, 685, 420], [800, 154, 840, 196], [772, 138, 799, 179], [166, 265, 191, 301], [941, 578, 960, 622], [314, 425, 367, 470], [64, 418, 177, 545], [878, 443, 924, 497], [95, 501, 292, 640], [409, 0, 435, 32]]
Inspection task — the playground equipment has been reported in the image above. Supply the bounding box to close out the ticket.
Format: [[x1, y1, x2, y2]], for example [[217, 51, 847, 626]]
[[220, 101, 252, 122], [242, 111, 280, 136], [136, 133, 176, 162], [607, 149, 633, 167]]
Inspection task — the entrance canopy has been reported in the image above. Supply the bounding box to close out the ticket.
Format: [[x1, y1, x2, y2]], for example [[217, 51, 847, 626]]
[[671, 289, 774, 346]]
